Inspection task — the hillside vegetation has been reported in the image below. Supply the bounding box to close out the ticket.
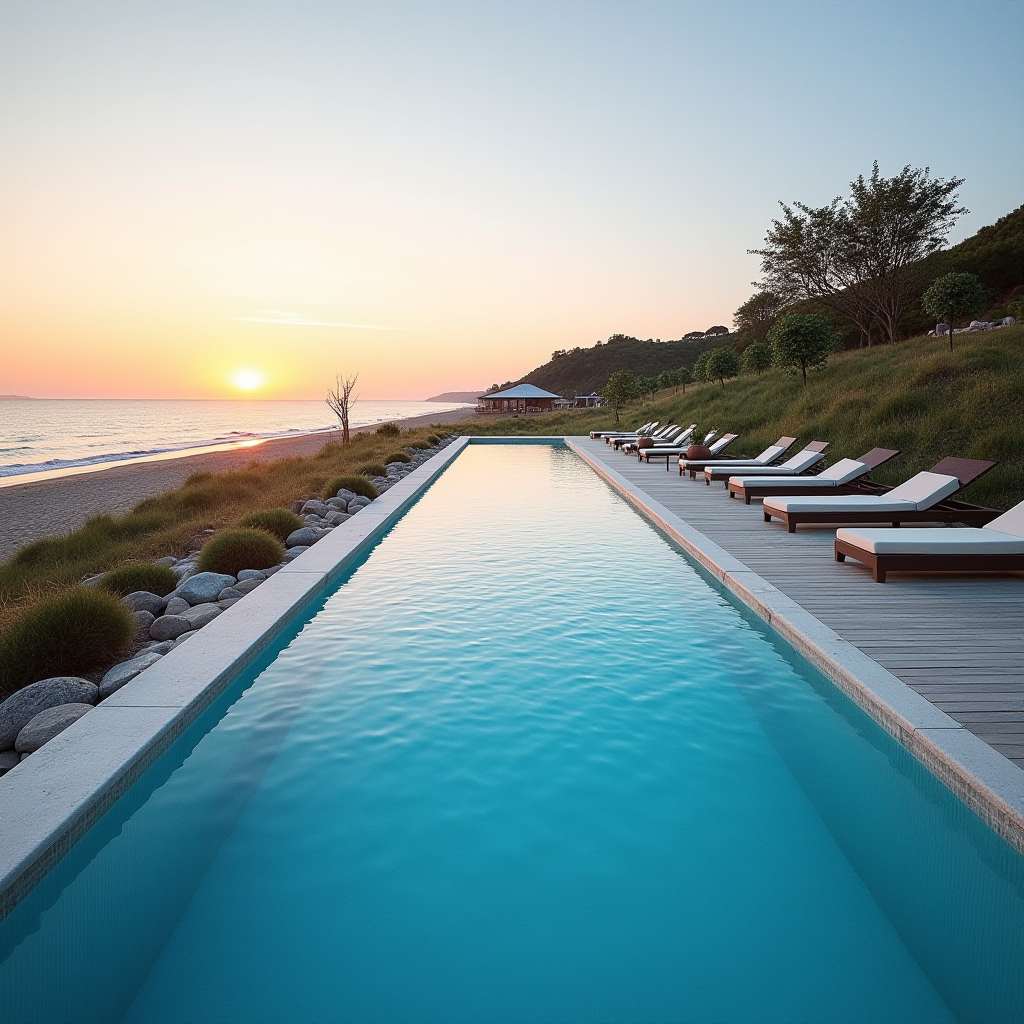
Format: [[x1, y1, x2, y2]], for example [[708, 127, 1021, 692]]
[[463, 325, 1024, 510]]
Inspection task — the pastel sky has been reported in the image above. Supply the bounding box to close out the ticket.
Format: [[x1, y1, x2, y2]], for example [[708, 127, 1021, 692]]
[[1, 1, 1021, 400]]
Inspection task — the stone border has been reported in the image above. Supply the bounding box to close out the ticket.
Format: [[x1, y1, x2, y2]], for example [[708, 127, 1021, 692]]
[[566, 437, 1024, 855], [0, 437, 472, 921]]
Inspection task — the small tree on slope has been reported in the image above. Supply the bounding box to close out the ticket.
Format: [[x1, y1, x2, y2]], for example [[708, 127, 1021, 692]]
[[922, 272, 987, 352], [742, 341, 772, 375], [767, 314, 839, 387], [704, 347, 740, 388], [602, 370, 640, 424]]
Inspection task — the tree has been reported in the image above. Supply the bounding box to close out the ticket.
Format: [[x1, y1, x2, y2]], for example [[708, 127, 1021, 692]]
[[682, 330, 704, 340], [704, 347, 740, 388], [326, 372, 359, 443], [767, 314, 839, 387], [601, 370, 640, 424], [704, 325, 730, 337], [673, 366, 692, 393], [742, 340, 772, 375], [692, 350, 712, 383], [734, 291, 788, 343], [922, 272, 987, 352]]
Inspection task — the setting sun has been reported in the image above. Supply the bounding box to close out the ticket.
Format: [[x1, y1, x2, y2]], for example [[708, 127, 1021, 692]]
[[230, 367, 265, 392]]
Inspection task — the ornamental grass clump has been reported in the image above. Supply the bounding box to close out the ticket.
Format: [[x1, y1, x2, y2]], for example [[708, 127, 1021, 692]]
[[358, 463, 387, 479], [238, 508, 303, 542], [197, 529, 285, 577], [376, 422, 401, 437], [385, 452, 412, 464], [97, 561, 179, 597], [0, 588, 135, 695], [323, 475, 379, 500]]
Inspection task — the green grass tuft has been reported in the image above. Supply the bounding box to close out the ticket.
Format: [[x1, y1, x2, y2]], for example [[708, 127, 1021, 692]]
[[237, 508, 304, 542], [97, 561, 179, 597], [196, 529, 285, 576], [385, 451, 412, 464], [357, 463, 387, 479], [324, 475, 379, 500], [376, 422, 401, 437], [0, 588, 135, 696]]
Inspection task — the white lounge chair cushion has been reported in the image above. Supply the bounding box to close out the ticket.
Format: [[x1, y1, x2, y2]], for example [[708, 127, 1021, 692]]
[[817, 459, 869, 484], [699, 445, 786, 469], [836, 527, 1024, 555], [885, 472, 960, 508], [732, 473, 848, 489], [984, 500, 1024, 539], [764, 495, 917, 515]]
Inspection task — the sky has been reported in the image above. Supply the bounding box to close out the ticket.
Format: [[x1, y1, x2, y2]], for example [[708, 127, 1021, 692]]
[[1, 1, 1021, 400]]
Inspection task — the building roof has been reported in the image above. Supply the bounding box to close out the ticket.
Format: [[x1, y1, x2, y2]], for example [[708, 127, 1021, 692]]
[[479, 383, 562, 400]]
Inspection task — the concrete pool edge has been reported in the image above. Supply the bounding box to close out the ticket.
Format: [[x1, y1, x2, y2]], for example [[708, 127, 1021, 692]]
[[0, 437, 473, 921], [566, 436, 1024, 855]]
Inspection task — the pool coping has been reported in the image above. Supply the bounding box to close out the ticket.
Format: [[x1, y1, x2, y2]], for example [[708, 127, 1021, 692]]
[[0, 436, 473, 921], [565, 437, 1024, 856]]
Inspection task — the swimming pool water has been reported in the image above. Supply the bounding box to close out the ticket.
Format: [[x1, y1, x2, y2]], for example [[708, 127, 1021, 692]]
[[2, 443, 1023, 1023]]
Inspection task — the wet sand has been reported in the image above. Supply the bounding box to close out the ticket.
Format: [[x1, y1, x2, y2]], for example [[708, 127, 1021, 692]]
[[0, 408, 475, 560]]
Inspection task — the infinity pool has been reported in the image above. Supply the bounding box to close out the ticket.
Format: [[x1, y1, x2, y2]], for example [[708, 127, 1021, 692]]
[[2, 443, 1023, 1023]]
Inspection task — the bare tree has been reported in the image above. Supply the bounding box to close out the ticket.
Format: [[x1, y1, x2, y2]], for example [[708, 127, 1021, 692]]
[[326, 372, 359, 444]]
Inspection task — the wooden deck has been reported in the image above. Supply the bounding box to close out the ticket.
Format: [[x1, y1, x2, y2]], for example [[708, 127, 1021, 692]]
[[579, 438, 1024, 769]]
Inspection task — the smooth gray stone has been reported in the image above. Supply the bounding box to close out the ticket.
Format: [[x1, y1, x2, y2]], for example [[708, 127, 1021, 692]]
[[283, 546, 309, 561], [15, 703, 93, 753], [180, 604, 222, 630], [99, 652, 163, 699], [0, 749, 20, 775], [236, 569, 266, 582], [218, 587, 244, 601], [0, 677, 98, 749], [348, 495, 372, 509], [176, 572, 236, 605], [264, 564, 282, 575], [150, 615, 193, 641], [325, 497, 349, 511], [302, 514, 323, 525], [234, 578, 262, 594], [132, 609, 156, 632], [123, 591, 164, 615], [291, 499, 304, 514], [163, 596, 190, 616], [218, 598, 241, 609], [172, 630, 198, 647], [20, 752, 30, 761], [81, 573, 104, 588], [346, 505, 361, 516], [155, 555, 178, 566], [139, 640, 175, 656], [334, 488, 358, 502], [286, 527, 319, 548], [301, 499, 330, 517], [170, 561, 198, 580], [325, 511, 350, 526]]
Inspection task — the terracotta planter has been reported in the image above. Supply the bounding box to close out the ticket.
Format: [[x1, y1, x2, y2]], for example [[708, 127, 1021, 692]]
[[637, 437, 655, 449], [685, 445, 713, 460]]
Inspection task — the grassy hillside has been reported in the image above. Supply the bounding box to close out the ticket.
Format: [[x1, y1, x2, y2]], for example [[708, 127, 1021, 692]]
[[520, 334, 728, 397], [462, 324, 1024, 510]]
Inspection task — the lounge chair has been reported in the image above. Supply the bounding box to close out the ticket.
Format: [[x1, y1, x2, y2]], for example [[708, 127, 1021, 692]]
[[697, 437, 808, 484], [591, 421, 655, 440], [762, 457, 998, 532], [834, 500, 1024, 582], [611, 423, 677, 450], [627, 424, 698, 459], [620, 423, 684, 454], [727, 448, 900, 502], [675, 434, 740, 477], [644, 434, 793, 472]]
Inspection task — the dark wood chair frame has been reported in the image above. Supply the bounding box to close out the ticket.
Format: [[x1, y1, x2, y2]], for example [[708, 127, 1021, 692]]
[[643, 433, 784, 472], [702, 439, 824, 486], [728, 448, 900, 502], [676, 435, 741, 478], [834, 539, 1024, 583]]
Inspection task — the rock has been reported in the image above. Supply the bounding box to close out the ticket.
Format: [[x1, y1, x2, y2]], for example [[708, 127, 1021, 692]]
[[218, 587, 244, 601], [264, 564, 282, 575], [291, 500, 304, 514], [349, 495, 372, 509], [234, 578, 262, 594], [150, 615, 193, 641], [155, 555, 178, 566], [139, 640, 175, 656], [0, 677, 99, 749], [347, 505, 361, 516], [170, 560, 198, 580], [1004, 316, 1016, 326], [218, 598, 241, 609], [180, 604, 222, 630], [286, 527, 319, 548], [175, 572, 236, 605], [132, 610, 156, 632], [335, 488, 358, 502], [283, 545, 309, 560], [301, 499, 330, 517], [236, 569, 266, 582], [164, 596, 190, 616], [325, 511, 350, 526], [99, 652, 163, 698], [15, 703, 93, 753], [0, 749, 20, 776], [325, 497, 348, 511], [370, 477, 389, 488], [123, 591, 165, 615], [172, 629, 198, 647]]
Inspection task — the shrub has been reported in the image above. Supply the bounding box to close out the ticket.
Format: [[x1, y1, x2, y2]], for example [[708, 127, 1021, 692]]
[[238, 508, 304, 542], [426, 434, 441, 444], [324, 475, 379, 500], [385, 451, 412, 464], [0, 588, 135, 695], [742, 340, 773, 375], [196, 529, 285, 576], [407, 441, 431, 450], [376, 422, 401, 437], [358, 463, 387, 479], [97, 561, 179, 597]]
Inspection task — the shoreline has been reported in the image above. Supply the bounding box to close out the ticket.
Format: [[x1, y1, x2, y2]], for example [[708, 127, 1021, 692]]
[[0, 407, 476, 560]]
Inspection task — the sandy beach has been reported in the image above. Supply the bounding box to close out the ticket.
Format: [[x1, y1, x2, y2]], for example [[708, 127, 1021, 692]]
[[0, 407, 474, 560]]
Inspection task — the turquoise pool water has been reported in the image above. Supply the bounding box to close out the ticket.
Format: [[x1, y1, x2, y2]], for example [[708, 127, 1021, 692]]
[[2, 443, 1023, 1023]]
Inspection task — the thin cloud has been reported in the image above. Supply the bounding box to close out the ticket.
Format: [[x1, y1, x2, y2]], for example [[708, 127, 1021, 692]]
[[236, 310, 427, 331]]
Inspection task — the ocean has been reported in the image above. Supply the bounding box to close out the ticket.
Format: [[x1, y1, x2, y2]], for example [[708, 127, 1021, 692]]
[[0, 399, 473, 478]]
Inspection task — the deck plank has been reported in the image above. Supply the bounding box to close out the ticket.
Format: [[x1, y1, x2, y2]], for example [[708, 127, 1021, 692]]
[[579, 438, 1024, 763]]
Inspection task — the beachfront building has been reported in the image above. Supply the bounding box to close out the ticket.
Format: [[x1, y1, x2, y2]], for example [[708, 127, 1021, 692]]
[[477, 383, 562, 414], [574, 393, 604, 408]]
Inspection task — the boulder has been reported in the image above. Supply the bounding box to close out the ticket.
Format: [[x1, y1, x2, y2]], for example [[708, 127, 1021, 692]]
[[150, 614, 193, 642], [123, 591, 165, 615], [170, 560, 198, 580], [283, 545, 309, 561], [325, 497, 348, 511], [349, 495, 372, 509], [236, 569, 266, 582], [139, 640, 175, 656], [301, 499, 330, 517], [172, 629, 198, 647], [99, 652, 163, 699], [132, 610, 156, 632], [325, 511, 350, 526], [218, 598, 241, 609], [291, 500, 305, 514], [180, 604, 222, 630], [347, 505, 361, 516], [264, 565, 282, 575], [286, 527, 319, 548], [234, 578, 262, 594], [0, 749, 20, 776], [335, 488, 358, 502], [218, 587, 244, 601], [1004, 316, 1016, 326], [155, 555, 178, 566], [16, 703, 93, 753], [176, 572, 236, 605], [0, 677, 98, 749], [164, 596, 191, 616]]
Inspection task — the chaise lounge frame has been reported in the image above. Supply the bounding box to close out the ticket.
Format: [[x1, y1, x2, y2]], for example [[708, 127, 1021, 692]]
[[728, 448, 900, 502], [833, 540, 1024, 583]]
